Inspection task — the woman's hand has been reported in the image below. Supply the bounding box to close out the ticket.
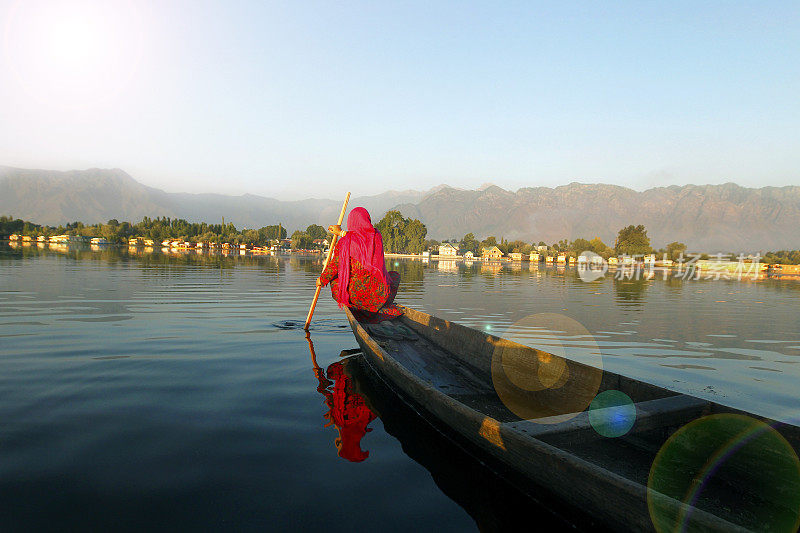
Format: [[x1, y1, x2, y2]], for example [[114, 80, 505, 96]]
[[316, 277, 323, 288], [328, 224, 344, 237]]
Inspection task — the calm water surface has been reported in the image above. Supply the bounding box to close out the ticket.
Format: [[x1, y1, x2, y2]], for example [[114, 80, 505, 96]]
[[1, 245, 799, 530]]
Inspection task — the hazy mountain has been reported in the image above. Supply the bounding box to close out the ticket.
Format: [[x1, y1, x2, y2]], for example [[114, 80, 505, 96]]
[[394, 182, 800, 251], [0, 166, 426, 231], [2, 166, 799, 251]]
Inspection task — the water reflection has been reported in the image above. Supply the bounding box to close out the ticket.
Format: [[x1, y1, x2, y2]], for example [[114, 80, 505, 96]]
[[613, 277, 650, 303], [392, 260, 425, 283], [339, 354, 594, 531], [4, 243, 800, 424], [308, 335, 376, 462]]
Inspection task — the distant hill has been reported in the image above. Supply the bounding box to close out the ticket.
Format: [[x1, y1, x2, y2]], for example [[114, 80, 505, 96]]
[[0, 166, 426, 232], [394, 182, 800, 251], [2, 165, 799, 251]]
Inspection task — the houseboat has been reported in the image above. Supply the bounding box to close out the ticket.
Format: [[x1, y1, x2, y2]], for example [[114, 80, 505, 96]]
[[768, 264, 800, 276], [481, 245, 503, 261]]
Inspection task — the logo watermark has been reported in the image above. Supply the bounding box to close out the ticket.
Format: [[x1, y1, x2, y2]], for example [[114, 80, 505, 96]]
[[576, 252, 764, 282]]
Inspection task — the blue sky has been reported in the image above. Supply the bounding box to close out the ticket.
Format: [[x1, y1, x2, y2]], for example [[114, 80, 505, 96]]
[[1, 1, 798, 199]]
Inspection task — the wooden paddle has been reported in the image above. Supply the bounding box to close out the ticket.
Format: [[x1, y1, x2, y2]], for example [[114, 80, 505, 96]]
[[304, 191, 350, 331]]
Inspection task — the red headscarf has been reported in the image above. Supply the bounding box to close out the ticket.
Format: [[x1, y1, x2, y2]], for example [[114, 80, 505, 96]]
[[335, 207, 389, 307]]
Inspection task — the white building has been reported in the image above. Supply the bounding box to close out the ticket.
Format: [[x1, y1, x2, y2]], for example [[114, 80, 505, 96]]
[[438, 243, 458, 257]]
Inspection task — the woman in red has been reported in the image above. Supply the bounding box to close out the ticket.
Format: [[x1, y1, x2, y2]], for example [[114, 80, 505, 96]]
[[316, 207, 401, 318]]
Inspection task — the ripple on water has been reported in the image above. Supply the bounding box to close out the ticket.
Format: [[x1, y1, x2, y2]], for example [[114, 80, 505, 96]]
[[271, 318, 350, 333], [3, 247, 800, 530]]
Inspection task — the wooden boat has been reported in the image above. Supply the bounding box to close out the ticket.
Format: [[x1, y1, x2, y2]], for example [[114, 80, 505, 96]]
[[344, 305, 800, 532]]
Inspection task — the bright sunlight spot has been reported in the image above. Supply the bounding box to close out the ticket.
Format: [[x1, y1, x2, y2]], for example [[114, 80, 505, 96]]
[[4, 0, 144, 109]]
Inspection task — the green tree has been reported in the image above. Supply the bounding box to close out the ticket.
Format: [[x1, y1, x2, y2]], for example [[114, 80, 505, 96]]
[[665, 241, 687, 261], [424, 239, 440, 251], [481, 236, 498, 251], [570, 238, 592, 254], [403, 219, 428, 253], [374, 211, 428, 253], [375, 210, 406, 253], [306, 224, 327, 241], [615, 225, 651, 256], [588, 237, 613, 258], [459, 233, 480, 254], [508, 240, 530, 253], [291, 230, 313, 250]]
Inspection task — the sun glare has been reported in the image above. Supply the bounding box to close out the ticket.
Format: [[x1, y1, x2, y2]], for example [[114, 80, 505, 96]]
[[48, 15, 101, 68], [4, 0, 145, 109]]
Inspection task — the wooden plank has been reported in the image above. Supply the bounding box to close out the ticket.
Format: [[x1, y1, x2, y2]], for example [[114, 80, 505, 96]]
[[344, 306, 788, 532]]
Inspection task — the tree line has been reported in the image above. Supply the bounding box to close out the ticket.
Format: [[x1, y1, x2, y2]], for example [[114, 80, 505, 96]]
[[441, 225, 796, 263], [0, 215, 287, 246], [4, 215, 799, 263]]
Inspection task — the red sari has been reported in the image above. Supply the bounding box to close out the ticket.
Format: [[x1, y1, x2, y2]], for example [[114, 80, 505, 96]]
[[319, 245, 400, 314], [318, 207, 401, 318]]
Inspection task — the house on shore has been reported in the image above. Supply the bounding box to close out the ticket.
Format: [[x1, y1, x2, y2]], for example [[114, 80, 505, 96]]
[[529, 252, 541, 262], [438, 243, 459, 258], [463, 251, 475, 260], [482, 246, 503, 261], [509, 252, 523, 261]]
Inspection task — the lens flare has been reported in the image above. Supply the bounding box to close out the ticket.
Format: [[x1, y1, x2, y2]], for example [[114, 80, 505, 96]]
[[588, 390, 636, 437], [647, 414, 800, 533], [491, 313, 602, 423]]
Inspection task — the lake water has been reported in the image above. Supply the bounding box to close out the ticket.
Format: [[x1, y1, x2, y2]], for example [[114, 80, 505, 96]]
[[1, 244, 799, 531]]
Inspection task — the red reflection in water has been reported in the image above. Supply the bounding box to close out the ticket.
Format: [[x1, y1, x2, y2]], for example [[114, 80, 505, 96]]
[[315, 360, 377, 462]]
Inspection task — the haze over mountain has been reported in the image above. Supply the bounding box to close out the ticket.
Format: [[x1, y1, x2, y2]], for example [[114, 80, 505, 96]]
[[2, 166, 799, 251], [0, 166, 427, 234]]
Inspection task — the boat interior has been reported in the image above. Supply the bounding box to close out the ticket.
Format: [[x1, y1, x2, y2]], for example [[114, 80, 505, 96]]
[[352, 306, 800, 531]]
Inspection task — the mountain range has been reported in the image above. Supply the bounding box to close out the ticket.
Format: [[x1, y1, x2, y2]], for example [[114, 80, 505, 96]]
[[2, 165, 799, 251]]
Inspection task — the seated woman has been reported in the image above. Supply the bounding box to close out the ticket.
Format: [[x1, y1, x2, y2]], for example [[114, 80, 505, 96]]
[[316, 207, 401, 319]]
